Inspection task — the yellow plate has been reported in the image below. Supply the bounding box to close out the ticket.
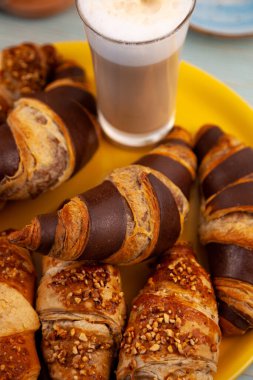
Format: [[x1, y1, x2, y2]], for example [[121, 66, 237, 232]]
[[1, 41, 253, 380]]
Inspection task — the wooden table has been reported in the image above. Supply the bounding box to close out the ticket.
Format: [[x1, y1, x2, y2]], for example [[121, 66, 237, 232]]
[[0, 5, 252, 379]]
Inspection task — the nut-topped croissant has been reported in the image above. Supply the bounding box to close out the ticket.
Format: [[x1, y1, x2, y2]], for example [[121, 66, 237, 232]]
[[0, 80, 99, 201], [10, 126, 197, 265], [0, 231, 40, 379], [0, 42, 89, 125], [0, 42, 60, 100], [117, 243, 221, 380], [37, 257, 126, 380], [195, 124, 253, 335]]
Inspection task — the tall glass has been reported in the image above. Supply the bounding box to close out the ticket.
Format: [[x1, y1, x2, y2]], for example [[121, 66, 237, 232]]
[[77, 1, 195, 147]]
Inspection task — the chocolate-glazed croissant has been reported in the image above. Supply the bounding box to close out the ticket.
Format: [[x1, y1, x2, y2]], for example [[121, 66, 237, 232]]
[[10, 127, 197, 265], [0, 231, 40, 379], [45, 59, 89, 93], [195, 124, 253, 335], [0, 82, 99, 201], [37, 258, 126, 380], [117, 243, 221, 380], [52, 60, 86, 83]]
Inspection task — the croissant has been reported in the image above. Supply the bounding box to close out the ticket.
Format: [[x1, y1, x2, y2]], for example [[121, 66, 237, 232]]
[[195, 124, 253, 335], [0, 42, 60, 100], [117, 242, 221, 380], [0, 231, 40, 379], [0, 85, 12, 123], [0, 80, 99, 201], [10, 126, 197, 265], [37, 257, 126, 379], [52, 60, 86, 83]]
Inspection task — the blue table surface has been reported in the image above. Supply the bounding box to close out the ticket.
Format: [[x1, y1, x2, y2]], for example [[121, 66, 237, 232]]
[[0, 5, 252, 380]]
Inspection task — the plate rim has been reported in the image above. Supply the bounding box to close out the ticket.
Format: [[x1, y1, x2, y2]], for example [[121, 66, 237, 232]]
[[55, 40, 253, 380]]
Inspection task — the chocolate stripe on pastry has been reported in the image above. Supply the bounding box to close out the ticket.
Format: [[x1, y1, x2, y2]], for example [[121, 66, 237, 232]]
[[218, 300, 251, 332], [37, 213, 58, 254], [202, 147, 253, 199], [53, 65, 85, 82], [34, 91, 98, 173], [206, 243, 253, 285], [79, 180, 127, 260], [0, 123, 20, 181], [148, 174, 180, 255], [195, 125, 224, 162], [0, 95, 10, 123], [136, 154, 192, 199], [46, 85, 97, 116], [207, 181, 253, 214]]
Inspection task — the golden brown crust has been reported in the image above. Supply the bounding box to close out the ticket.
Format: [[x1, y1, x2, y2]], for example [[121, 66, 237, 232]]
[[214, 278, 253, 326], [200, 212, 253, 249], [37, 259, 126, 380], [0, 98, 73, 200], [0, 42, 59, 99], [0, 332, 40, 380], [0, 86, 13, 123], [199, 135, 241, 185], [164, 125, 194, 148], [10, 127, 195, 265], [37, 262, 126, 332], [0, 43, 99, 202], [152, 143, 197, 180], [117, 243, 221, 380], [42, 320, 113, 380], [0, 83, 99, 201], [196, 125, 253, 335], [0, 234, 40, 379], [0, 234, 35, 303], [51, 197, 89, 261], [105, 167, 161, 265], [144, 243, 218, 322], [218, 317, 245, 336], [45, 78, 91, 92]]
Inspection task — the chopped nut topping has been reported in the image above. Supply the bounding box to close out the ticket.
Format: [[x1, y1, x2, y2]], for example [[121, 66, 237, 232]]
[[0, 334, 29, 378], [42, 322, 113, 377], [167, 345, 174, 353], [149, 344, 160, 352], [79, 333, 88, 342], [49, 265, 122, 315]]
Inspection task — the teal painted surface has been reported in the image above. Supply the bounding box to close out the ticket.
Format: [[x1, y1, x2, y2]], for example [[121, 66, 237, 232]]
[[0, 5, 252, 379], [191, 0, 253, 36], [0, 5, 252, 106]]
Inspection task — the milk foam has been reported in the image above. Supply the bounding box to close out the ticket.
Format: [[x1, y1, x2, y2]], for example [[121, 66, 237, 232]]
[[77, 0, 194, 66], [78, 0, 193, 42]]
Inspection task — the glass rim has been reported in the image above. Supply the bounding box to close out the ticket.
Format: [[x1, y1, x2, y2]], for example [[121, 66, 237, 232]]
[[76, 0, 196, 46]]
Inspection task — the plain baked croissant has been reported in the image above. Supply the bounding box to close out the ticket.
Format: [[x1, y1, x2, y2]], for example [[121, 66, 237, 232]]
[[37, 257, 126, 380], [117, 242, 221, 380], [10, 126, 197, 265], [0, 78, 99, 201], [195, 124, 253, 335], [0, 231, 40, 379]]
